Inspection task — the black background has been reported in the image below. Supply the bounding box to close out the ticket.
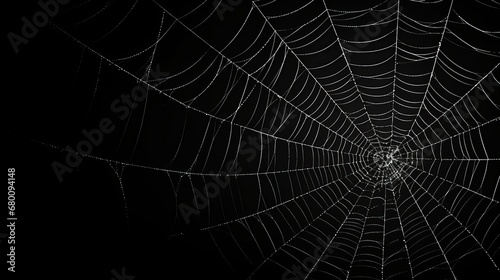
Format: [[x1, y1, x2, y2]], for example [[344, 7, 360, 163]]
[[4, 1, 500, 280]]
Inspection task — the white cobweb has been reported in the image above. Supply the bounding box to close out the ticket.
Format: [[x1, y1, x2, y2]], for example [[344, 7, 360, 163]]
[[46, 0, 500, 279]]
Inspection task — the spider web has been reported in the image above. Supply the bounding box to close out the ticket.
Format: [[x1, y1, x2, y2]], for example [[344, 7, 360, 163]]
[[22, 0, 500, 279]]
